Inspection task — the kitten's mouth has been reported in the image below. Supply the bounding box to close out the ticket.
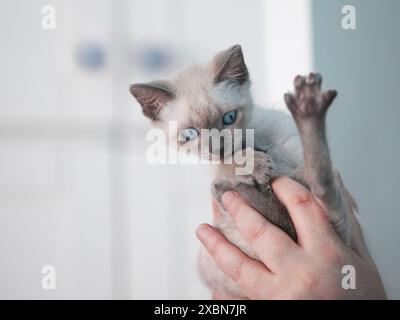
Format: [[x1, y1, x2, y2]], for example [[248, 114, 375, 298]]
[[219, 147, 228, 159], [209, 145, 244, 163], [204, 128, 249, 161]]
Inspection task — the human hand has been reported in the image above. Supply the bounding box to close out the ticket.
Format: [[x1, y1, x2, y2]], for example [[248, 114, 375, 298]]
[[196, 176, 387, 299]]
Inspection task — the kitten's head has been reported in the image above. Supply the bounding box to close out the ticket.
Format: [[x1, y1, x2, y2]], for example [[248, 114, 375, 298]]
[[130, 45, 254, 159]]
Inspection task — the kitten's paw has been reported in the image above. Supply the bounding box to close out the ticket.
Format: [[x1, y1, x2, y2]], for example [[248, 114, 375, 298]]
[[251, 150, 274, 186], [217, 148, 273, 187], [230, 149, 274, 187], [284, 73, 337, 119], [211, 180, 235, 203]]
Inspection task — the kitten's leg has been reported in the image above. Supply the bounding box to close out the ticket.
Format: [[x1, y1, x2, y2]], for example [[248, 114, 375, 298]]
[[284, 73, 351, 243]]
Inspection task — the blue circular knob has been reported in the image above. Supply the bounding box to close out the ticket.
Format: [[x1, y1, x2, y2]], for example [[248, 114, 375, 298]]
[[76, 41, 106, 71]]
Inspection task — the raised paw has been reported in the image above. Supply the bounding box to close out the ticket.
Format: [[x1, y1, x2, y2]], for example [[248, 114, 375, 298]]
[[284, 73, 337, 119], [251, 150, 274, 185]]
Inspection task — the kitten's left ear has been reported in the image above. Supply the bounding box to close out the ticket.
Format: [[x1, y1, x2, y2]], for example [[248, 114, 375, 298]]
[[129, 81, 175, 121], [212, 44, 249, 85]]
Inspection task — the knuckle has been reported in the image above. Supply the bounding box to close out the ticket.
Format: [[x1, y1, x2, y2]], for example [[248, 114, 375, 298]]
[[295, 263, 319, 293], [235, 259, 256, 289], [268, 229, 289, 250], [324, 243, 345, 265], [232, 257, 248, 282], [212, 239, 225, 258], [312, 239, 345, 265], [300, 273, 318, 293], [290, 190, 314, 207], [247, 221, 269, 245]]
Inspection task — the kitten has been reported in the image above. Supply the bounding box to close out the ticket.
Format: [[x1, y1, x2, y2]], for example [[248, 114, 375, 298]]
[[129, 45, 358, 298]]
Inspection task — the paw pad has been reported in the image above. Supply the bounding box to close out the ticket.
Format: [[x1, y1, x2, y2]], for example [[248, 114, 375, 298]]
[[284, 73, 337, 119]]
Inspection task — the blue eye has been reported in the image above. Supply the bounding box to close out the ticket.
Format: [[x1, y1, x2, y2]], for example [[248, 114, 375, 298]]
[[181, 128, 199, 142], [222, 110, 238, 125]]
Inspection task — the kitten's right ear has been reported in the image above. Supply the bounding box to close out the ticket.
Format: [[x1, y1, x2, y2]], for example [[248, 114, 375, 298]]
[[212, 44, 249, 85], [129, 81, 175, 121]]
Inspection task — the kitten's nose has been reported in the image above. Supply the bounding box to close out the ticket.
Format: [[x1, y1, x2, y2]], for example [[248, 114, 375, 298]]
[[207, 129, 235, 158]]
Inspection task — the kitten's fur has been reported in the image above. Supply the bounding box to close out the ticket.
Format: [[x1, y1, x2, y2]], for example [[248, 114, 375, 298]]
[[130, 45, 357, 298]]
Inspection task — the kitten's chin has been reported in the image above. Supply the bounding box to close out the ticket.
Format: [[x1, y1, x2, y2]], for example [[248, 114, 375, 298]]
[[198, 152, 221, 163], [199, 152, 243, 167]]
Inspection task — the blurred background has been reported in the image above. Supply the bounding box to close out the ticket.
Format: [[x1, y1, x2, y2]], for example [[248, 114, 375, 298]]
[[0, 0, 399, 299]]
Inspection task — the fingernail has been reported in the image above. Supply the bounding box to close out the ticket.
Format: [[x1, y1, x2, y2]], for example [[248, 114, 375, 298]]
[[221, 191, 237, 207], [196, 224, 211, 240]]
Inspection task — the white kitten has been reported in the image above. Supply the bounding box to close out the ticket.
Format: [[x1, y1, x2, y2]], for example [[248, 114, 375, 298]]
[[130, 45, 357, 298]]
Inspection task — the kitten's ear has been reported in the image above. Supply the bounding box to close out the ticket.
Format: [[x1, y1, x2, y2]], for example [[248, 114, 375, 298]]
[[212, 44, 249, 85], [129, 81, 175, 121]]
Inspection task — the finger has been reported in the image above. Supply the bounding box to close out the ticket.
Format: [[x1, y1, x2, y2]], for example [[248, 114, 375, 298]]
[[196, 223, 275, 299], [212, 199, 223, 224], [222, 192, 298, 271], [272, 176, 339, 247], [212, 291, 248, 300]]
